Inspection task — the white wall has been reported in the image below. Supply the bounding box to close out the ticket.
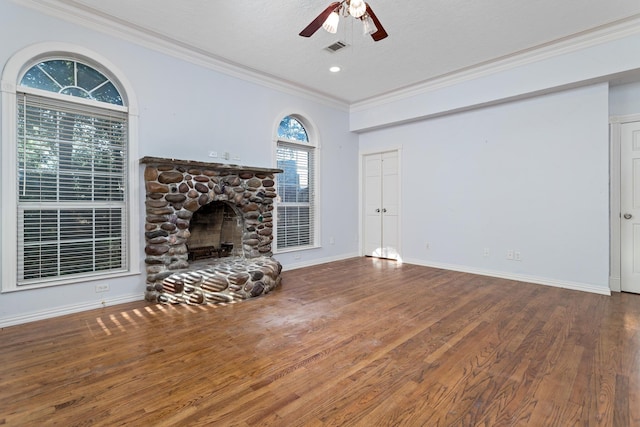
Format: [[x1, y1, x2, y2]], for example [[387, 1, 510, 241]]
[[352, 21, 640, 295], [0, 1, 359, 326], [610, 81, 640, 117], [359, 84, 611, 294]]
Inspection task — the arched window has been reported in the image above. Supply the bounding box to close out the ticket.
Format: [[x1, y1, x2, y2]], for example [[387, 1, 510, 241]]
[[275, 115, 318, 251], [1, 45, 139, 291]]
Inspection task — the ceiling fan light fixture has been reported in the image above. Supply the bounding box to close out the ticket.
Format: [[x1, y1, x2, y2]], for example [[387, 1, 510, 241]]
[[362, 15, 376, 35], [322, 10, 340, 34], [348, 0, 367, 18], [299, 1, 387, 42]]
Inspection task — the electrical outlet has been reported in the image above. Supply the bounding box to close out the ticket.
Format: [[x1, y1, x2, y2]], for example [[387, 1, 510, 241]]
[[483, 247, 489, 257], [506, 250, 514, 260], [514, 251, 522, 261], [223, 152, 230, 160], [95, 284, 110, 293], [329, 237, 335, 245]]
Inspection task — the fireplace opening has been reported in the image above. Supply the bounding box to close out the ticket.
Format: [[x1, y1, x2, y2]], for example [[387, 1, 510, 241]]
[[187, 201, 243, 261]]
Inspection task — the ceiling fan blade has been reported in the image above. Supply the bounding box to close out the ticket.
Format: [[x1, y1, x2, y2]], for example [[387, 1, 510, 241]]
[[365, 3, 388, 41], [299, 2, 342, 37]]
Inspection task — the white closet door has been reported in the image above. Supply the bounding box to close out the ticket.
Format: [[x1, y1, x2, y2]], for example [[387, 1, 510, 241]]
[[381, 151, 399, 259], [363, 151, 400, 260], [364, 153, 383, 257], [621, 121, 640, 294]]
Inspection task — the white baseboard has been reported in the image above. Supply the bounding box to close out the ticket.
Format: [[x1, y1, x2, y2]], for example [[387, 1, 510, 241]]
[[277, 252, 361, 271], [609, 276, 621, 292], [402, 258, 611, 296], [0, 294, 143, 328]]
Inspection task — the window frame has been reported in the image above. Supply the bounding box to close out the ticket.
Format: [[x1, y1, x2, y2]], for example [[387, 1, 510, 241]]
[[1, 43, 140, 292], [274, 114, 320, 253]]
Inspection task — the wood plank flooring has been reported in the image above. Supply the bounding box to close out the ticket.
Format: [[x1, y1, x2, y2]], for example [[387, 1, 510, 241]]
[[1, 257, 639, 426]]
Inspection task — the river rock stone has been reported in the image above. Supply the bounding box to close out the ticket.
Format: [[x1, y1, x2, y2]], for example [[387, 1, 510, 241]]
[[144, 166, 159, 181], [146, 199, 168, 208], [158, 257, 281, 305], [166, 194, 187, 203], [140, 157, 283, 302], [145, 245, 170, 255], [147, 182, 169, 193], [194, 182, 208, 193], [158, 171, 184, 184]]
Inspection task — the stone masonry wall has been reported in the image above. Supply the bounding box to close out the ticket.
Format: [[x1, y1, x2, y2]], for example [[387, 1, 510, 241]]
[[140, 156, 283, 302]]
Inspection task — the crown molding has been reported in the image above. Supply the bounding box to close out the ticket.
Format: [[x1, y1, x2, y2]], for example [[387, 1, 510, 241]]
[[10, 0, 351, 111], [350, 13, 640, 113], [11, 0, 640, 114]]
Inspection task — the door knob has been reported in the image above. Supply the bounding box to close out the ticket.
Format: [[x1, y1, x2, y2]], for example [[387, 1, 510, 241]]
[[375, 208, 380, 213], [624, 213, 633, 219], [382, 208, 387, 213]]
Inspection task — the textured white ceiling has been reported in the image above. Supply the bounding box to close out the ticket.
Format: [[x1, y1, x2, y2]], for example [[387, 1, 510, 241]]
[[18, 0, 640, 104]]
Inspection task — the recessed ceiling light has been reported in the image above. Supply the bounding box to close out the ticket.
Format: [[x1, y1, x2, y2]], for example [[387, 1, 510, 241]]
[[329, 66, 341, 73]]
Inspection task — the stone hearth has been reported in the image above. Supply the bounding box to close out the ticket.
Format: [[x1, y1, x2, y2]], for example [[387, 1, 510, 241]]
[[140, 156, 283, 303], [159, 257, 282, 304]]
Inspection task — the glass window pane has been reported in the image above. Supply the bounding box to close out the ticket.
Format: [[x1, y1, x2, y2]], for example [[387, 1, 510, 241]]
[[18, 96, 127, 203], [23, 243, 59, 280], [60, 241, 94, 275], [277, 149, 310, 203], [60, 210, 94, 240], [277, 206, 311, 248], [19, 170, 58, 201], [277, 116, 308, 142], [92, 82, 124, 105], [94, 175, 124, 201], [77, 63, 107, 91], [95, 209, 122, 236], [20, 67, 60, 92], [23, 210, 58, 243], [95, 239, 123, 271], [38, 60, 75, 87]]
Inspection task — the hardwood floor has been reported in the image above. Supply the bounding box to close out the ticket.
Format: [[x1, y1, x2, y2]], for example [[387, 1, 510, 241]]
[[1, 257, 639, 426]]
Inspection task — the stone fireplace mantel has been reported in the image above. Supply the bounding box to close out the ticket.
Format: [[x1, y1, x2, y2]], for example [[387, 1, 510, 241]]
[[140, 156, 283, 303], [140, 156, 283, 176]]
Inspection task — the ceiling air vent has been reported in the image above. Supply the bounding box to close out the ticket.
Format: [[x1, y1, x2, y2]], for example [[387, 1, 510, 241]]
[[325, 41, 348, 53]]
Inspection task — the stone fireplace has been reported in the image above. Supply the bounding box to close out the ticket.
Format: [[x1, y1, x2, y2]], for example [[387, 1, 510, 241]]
[[140, 156, 283, 304]]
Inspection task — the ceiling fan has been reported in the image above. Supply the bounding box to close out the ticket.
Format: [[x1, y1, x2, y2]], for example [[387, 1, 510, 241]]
[[299, 0, 388, 42]]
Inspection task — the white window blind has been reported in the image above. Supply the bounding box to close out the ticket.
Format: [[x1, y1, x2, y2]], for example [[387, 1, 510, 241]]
[[276, 141, 315, 250], [16, 92, 128, 284]]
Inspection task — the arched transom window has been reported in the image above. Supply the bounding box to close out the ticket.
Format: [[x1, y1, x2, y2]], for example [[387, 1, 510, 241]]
[[20, 59, 123, 104]]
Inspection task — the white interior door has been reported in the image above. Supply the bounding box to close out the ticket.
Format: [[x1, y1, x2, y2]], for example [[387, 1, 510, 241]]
[[363, 151, 400, 260], [381, 151, 399, 259], [364, 154, 382, 256], [621, 121, 640, 293]]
